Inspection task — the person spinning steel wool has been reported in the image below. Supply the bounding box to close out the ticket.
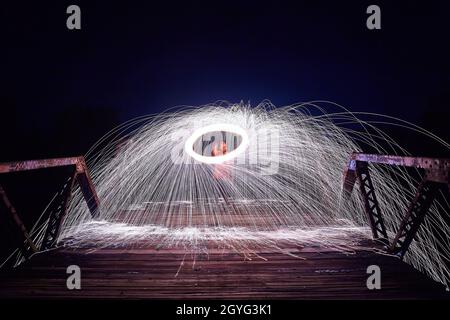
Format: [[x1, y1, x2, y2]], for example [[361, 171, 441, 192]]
[[211, 141, 231, 180], [211, 141, 227, 157]]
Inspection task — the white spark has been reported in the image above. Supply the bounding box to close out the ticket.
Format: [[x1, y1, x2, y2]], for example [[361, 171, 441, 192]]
[[23, 101, 449, 286]]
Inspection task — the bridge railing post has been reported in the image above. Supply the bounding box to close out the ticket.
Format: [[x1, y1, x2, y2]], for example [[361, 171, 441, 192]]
[[0, 156, 100, 253], [342, 152, 449, 256], [343, 153, 388, 244]]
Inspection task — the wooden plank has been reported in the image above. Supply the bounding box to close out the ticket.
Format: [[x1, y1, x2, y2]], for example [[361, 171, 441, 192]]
[[0, 242, 448, 299]]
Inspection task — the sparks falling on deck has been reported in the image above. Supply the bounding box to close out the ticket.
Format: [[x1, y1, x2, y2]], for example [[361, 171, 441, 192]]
[[0, 102, 449, 299], [1, 241, 448, 299]]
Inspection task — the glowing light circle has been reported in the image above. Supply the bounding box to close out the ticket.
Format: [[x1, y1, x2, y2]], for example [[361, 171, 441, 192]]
[[184, 123, 249, 164]]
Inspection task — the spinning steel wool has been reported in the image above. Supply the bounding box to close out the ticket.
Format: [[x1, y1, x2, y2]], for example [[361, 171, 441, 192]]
[[25, 101, 450, 286]]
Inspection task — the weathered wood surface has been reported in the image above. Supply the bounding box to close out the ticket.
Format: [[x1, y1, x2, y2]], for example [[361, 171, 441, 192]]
[[0, 242, 448, 299]]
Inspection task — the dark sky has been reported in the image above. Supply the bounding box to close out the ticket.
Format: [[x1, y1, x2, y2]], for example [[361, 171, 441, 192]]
[[1, 0, 449, 159]]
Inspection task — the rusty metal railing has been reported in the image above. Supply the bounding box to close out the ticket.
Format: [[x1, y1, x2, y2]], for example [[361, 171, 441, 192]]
[[0, 157, 99, 256], [343, 152, 449, 257]]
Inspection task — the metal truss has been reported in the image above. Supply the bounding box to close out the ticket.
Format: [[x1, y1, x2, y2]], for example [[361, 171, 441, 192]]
[[343, 152, 449, 256], [0, 156, 99, 254]]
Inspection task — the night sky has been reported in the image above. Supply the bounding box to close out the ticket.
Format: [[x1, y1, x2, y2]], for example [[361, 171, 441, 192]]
[[1, 0, 449, 160]]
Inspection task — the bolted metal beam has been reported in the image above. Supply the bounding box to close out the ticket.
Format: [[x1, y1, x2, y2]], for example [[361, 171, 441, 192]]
[[355, 161, 389, 243], [342, 157, 388, 243], [75, 158, 100, 216], [351, 153, 449, 185], [41, 168, 77, 250], [342, 159, 357, 194], [0, 157, 80, 174], [390, 179, 441, 257], [351, 153, 448, 170]]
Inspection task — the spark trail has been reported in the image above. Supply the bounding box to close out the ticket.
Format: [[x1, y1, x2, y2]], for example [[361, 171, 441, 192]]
[[27, 101, 450, 287]]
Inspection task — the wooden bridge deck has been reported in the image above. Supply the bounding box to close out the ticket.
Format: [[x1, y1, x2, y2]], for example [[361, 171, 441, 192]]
[[0, 242, 448, 299]]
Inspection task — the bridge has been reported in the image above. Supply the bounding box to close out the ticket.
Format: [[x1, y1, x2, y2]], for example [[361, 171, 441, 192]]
[[0, 153, 449, 299]]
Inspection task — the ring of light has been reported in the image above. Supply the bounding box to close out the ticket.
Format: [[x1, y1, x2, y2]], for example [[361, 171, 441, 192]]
[[184, 123, 249, 164]]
